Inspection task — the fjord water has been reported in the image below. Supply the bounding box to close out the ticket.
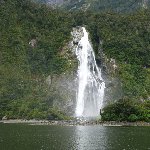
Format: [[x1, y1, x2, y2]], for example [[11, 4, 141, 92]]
[[75, 27, 105, 117], [0, 124, 150, 150]]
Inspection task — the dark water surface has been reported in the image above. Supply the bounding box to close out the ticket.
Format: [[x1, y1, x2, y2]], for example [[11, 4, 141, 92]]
[[0, 124, 150, 150]]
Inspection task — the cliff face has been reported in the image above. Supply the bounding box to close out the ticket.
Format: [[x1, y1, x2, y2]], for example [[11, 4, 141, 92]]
[[37, 0, 150, 12], [99, 50, 123, 106], [65, 26, 123, 110]]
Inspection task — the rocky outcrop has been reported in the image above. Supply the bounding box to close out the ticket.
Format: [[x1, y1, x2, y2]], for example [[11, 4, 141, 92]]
[[69, 27, 84, 52], [46, 75, 52, 87], [29, 39, 37, 48]]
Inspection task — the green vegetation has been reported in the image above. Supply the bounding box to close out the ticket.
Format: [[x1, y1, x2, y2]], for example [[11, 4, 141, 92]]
[[86, 11, 150, 122], [96, 11, 150, 98], [74, 10, 150, 99], [101, 98, 150, 122], [0, 0, 149, 121], [0, 0, 74, 120]]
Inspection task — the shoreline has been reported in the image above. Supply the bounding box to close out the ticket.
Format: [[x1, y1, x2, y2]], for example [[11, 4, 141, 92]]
[[0, 119, 150, 126]]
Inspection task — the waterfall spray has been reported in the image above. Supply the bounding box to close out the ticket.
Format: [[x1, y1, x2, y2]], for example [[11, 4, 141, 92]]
[[75, 27, 105, 117]]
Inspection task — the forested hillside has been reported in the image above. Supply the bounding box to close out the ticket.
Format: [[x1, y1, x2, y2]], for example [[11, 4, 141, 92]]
[[0, 0, 74, 120], [0, 0, 150, 121]]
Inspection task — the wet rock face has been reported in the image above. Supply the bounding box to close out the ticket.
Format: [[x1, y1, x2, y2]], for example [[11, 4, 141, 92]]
[[70, 27, 84, 52], [49, 72, 77, 116], [29, 39, 37, 48], [44, 27, 84, 116], [69, 27, 123, 108], [71, 27, 84, 43], [97, 46, 123, 106]]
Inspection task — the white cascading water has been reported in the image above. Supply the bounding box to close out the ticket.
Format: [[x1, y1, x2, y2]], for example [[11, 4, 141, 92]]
[[75, 27, 105, 117]]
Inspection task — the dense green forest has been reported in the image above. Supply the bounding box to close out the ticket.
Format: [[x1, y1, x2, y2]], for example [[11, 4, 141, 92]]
[[0, 0, 74, 120], [0, 0, 150, 121]]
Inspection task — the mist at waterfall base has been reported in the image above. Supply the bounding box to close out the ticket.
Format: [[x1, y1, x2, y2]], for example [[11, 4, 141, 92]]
[[75, 27, 105, 118]]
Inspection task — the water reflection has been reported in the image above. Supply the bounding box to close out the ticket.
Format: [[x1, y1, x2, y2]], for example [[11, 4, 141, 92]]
[[73, 126, 150, 150], [0, 124, 150, 150], [75, 126, 108, 150]]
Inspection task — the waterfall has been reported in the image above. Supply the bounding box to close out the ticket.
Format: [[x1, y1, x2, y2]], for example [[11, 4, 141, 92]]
[[75, 27, 105, 117]]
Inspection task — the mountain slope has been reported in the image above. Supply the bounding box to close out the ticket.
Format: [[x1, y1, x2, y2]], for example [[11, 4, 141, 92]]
[[0, 0, 75, 119], [0, 0, 150, 120], [36, 0, 150, 12], [65, 0, 150, 12]]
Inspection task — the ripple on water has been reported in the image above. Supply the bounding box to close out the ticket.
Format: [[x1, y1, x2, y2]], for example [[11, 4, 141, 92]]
[[0, 124, 150, 150]]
